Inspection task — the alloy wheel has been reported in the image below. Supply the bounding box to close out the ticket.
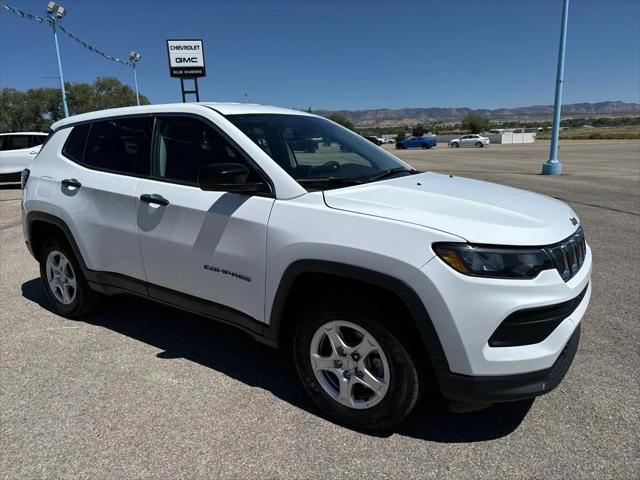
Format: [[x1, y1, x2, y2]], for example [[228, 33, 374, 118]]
[[309, 320, 390, 409], [45, 250, 77, 305]]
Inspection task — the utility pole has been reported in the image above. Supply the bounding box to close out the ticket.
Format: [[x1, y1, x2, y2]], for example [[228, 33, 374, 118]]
[[542, 0, 569, 176], [47, 2, 69, 117], [130, 52, 141, 106]]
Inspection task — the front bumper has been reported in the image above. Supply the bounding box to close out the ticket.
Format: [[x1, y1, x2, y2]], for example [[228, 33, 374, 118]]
[[439, 323, 580, 404], [408, 244, 591, 377]]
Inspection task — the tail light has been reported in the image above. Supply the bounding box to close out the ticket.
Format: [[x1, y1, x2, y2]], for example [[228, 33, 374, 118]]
[[21, 169, 30, 189]]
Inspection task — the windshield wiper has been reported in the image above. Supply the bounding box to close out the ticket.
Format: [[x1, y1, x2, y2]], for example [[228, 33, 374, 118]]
[[297, 168, 416, 189], [363, 167, 416, 182], [297, 177, 365, 186]]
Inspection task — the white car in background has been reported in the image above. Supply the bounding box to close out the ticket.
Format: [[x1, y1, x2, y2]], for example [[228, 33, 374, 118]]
[[0, 132, 48, 183], [449, 134, 490, 148]]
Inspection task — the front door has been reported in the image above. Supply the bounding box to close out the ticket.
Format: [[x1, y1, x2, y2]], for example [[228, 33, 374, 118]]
[[134, 115, 274, 322]]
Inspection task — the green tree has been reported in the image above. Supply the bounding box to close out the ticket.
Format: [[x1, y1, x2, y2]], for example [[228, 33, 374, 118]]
[[412, 124, 426, 137], [325, 112, 355, 131], [395, 128, 407, 140], [461, 113, 490, 133], [0, 77, 150, 132]]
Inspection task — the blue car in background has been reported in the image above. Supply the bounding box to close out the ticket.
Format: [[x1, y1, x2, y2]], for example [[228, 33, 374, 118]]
[[396, 135, 437, 150]]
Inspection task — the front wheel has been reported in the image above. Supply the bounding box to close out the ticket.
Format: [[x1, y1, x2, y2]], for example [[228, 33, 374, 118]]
[[293, 302, 421, 430], [421, 143, 430, 149], [475, 141, 484, 148]]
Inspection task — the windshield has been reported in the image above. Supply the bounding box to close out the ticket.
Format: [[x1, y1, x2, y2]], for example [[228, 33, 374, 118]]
[[225, 113, 414, 189]]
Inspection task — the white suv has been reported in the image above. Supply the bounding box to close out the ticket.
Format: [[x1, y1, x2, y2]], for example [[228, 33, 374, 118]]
[[21, 103, 591, 429], [0, 132, 48, 183]]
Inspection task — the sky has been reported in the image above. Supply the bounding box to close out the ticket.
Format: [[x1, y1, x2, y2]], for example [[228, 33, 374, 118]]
[[1, 0, 639, 110]]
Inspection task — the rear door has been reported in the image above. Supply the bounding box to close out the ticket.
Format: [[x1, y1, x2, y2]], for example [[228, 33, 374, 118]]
[[52, 118, 151, 284], [134, 115, 274, 322]]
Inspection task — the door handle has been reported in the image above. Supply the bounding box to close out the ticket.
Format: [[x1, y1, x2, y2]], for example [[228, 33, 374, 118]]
[[140, 193, 169, 206], [61, 178, 82, 188]]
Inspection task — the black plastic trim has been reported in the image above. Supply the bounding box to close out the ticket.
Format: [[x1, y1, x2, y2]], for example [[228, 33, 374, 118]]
[[26, 212, 89, 267], [0, 172, 22, 183], [88, 272, 267, 343], [489, 284, 589, 347], [439, 324, 581, 404]]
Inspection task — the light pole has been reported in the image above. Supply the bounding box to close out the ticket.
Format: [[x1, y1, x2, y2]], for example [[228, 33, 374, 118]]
[[130, 51, 141, 106], [542, 0, 570, 176], [47, 1, 69, 117]]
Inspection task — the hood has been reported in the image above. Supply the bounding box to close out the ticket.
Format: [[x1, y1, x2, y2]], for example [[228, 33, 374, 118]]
[[323, 172, 579, 246]]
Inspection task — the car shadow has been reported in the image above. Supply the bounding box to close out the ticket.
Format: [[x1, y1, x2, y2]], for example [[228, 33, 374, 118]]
[[21, 278, 532, 442]]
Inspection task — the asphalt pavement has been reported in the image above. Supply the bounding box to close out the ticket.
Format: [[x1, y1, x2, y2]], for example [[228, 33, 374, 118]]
[[1, 140, 638, 479]]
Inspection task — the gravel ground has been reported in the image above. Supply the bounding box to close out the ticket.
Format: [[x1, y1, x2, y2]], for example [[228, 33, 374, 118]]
[[1, 140, 639, 479]]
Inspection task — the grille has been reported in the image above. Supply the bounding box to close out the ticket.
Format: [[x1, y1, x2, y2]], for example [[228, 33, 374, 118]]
[[544, 227, 587, 281]]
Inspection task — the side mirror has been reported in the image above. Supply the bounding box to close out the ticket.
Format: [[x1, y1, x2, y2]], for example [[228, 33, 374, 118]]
[[198, 163, 268, 194]]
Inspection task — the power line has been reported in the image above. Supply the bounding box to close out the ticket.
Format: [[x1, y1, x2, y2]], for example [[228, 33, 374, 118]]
[[1, 2, 134, 67]]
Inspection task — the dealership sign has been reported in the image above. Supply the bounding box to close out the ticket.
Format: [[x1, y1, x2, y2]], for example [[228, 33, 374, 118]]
[[166, 39, 206, 77]]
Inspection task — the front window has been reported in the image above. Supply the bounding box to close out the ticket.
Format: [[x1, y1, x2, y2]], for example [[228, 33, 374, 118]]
[[225, 113, 414, 190]]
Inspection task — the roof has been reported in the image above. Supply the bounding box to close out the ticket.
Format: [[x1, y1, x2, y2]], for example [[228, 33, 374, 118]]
[[50, 102, 314, 131], [0, 132, 48, 136], [203, 102, 314, 116]]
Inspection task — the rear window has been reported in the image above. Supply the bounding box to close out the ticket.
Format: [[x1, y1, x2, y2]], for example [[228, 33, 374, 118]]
[[10, 135, 30, 150], [61, 118, 152, 175], [84, 118, 152, 175], [62, 125, 90, 163], [30, 135, 46, 147]]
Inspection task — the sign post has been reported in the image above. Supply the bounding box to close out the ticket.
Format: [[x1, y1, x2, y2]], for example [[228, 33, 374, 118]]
[[166, 39, 206, 102]]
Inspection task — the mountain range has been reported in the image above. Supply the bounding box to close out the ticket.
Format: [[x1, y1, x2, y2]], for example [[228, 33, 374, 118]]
[[316, 101, 640, 127]]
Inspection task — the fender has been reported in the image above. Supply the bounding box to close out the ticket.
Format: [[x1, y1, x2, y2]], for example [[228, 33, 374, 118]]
[[264, 260, 451, 377]]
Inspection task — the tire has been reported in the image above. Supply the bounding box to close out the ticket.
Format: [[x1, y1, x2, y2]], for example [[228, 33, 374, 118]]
[[293, 300, 421, 430], [421, 143, 429, 149], [475, 142, 483, 148], [451, 142, 459, 148], [39, 237, 99, 318]]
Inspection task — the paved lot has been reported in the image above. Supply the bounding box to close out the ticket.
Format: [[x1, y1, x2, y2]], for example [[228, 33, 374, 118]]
[[1, 140, 639, 479]]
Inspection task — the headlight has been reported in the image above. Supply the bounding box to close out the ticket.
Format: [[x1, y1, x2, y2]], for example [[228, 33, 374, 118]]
[[433, 243, 554, 279]]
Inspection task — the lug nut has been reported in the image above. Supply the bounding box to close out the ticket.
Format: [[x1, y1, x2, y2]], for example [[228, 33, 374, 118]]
[[344, 371, 352, 379], [336, 360, 342, 368], [352, 353, 360, 361]]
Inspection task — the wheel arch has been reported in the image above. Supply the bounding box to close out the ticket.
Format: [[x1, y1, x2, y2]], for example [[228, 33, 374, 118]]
[[26, 211, 88, 271], [266, 260, 450, 376]]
